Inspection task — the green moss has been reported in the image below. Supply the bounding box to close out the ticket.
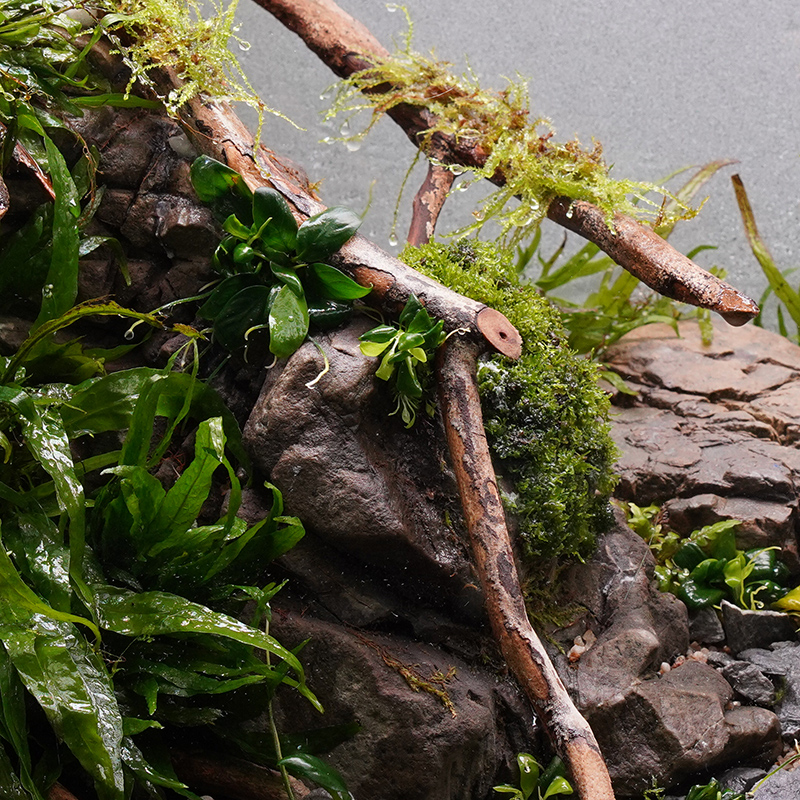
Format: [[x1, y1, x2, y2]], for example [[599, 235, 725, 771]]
[[97, 0, 288, 143], [327, 15, 696, 243], [402, 240, 617, 561]]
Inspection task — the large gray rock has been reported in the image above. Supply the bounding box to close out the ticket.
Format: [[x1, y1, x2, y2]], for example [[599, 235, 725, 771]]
[[271, 609, 534, 800], [584, 661, 781, 795], [242, 323, 479, 614], [740, 642, 800, 740], [557, 509, 689, 711], [752, 764, 800, 799], [721, 600, 798, 654], [606, 321, 800, 572]]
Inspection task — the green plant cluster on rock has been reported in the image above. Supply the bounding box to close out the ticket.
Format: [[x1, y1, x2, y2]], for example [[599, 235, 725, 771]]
[[402, 240, 617, 562]]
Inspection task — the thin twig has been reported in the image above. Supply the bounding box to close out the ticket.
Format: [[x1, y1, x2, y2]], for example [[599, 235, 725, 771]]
[[407, 135, 456, 245]]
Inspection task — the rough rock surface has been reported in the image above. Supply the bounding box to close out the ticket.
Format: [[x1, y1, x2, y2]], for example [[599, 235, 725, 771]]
[[752, 764, 800, 799], [271, 608, 535, 800], [720, 600, 798, 654], [739, 642, 800, 740], [242, 322, 481, 617], [605, 320, 800, 570]]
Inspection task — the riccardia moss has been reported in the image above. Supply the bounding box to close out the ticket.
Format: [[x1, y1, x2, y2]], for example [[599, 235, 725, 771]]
[[402, 240, 617, 561]]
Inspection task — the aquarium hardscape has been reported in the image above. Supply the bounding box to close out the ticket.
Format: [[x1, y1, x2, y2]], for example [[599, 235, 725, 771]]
[[14, 99, 799, 798]]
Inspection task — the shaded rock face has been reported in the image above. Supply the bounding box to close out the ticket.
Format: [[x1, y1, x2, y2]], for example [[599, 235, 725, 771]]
[[271, 609, 535, 800], [242, 322, 481, 618], [605, 320, 800, 570]]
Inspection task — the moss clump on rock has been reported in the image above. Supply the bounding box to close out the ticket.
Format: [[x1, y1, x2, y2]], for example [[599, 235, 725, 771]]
[[402, 239, 617, 561]]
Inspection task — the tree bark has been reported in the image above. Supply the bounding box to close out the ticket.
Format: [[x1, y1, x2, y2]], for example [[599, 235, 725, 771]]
[[408, 136, 457, 245], [252, 0, 759, 326], [437, 335, 616, 800]]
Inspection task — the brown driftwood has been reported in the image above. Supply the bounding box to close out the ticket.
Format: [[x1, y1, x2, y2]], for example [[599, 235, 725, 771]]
[[437, 335, 615, 800], [46, 784, 79, 800], [253, 0, 759, 326], [176, 87, 521, 358], [171, 749, 310, 800], [408, 135, 456, 245]]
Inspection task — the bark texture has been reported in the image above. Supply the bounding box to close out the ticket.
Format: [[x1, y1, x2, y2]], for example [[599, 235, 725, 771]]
[[437, 335, 616, 800]]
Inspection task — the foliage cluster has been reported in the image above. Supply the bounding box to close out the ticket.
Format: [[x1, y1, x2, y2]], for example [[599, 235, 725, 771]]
[[403, 239, 617, 561], [325, 11, 696, 244], [0, 307, 332, 798], [627, 504, 792, 612], [493, 753, 573, 800], [359, 294, 446, 427], [189, 155, 368, 361]]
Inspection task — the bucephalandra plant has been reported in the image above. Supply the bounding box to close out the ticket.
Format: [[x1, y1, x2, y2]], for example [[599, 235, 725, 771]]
[[324, 8, 698, 244], [493, 753, 574, 800]]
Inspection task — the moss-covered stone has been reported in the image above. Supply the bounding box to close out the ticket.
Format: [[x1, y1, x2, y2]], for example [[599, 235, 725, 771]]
[[402, 239, 617, 561]]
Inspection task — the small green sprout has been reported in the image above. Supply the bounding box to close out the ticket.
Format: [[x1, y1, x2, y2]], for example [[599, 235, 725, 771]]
[[493, 754, 574, 800], [190, 156, 370, 360], [359, 294, 446, 427]]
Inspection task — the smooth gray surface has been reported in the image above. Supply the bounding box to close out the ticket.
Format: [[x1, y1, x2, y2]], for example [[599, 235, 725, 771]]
[[235, 0, 800, 316]]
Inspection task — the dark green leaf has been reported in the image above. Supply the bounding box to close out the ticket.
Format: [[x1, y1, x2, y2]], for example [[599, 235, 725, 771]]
[[252, 187, 297, 252], [278, 753, 353, 800], [309, 262, 371, 300], [359, 325, 398, 344], [91, 585, 319, 709], [190, 156, 251, 204], [307, 298, 352, 330], [222, 214, 253, 240], [199, 275, 261, 321], [33, 135, 81, 327], [0, 616, 124, 800], [269, 285, 309, 358], [399, 294, 424, 329], [396, 358, 423, 399], [295, 207, 361, 263], [71, 93, 161, 109], [148, 417, 226, 546], [214, 285, 271, 352], [270, 262, 304, 297]]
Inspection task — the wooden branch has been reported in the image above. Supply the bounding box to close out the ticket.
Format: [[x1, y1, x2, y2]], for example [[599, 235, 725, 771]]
[[253, 0, 759, 326], [437, 335, 615, 800], [173, 82, 521, 358], [547, 199, 758, 326], [171, 749, 310, 799], [408, 136, 456, 246], [47, 784, 79, 800]]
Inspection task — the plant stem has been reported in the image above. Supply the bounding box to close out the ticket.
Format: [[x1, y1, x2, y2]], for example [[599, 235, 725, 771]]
[[265, 616, 296, 800]]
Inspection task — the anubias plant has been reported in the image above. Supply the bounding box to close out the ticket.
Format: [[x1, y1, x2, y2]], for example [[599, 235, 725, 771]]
[[190, 156, 370, 360], [359, 294, 447, 427]]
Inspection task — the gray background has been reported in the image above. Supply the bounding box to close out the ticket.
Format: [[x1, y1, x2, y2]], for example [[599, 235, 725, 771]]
[[234, 0, 800, 318]]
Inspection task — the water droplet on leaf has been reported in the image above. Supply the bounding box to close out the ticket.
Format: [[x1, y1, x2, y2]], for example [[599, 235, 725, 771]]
[[346, 138, 361, 152]]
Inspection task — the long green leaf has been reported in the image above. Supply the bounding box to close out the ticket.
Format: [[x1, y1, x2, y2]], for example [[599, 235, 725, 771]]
[[0, 537, 98, 640], [32, 134, 80, 328], [92, 584, 320, 710], [0, 621, 124, 800], [733, 174, 800, 330], [150, 417, 225, 542], [0, 647, 44, 800]]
